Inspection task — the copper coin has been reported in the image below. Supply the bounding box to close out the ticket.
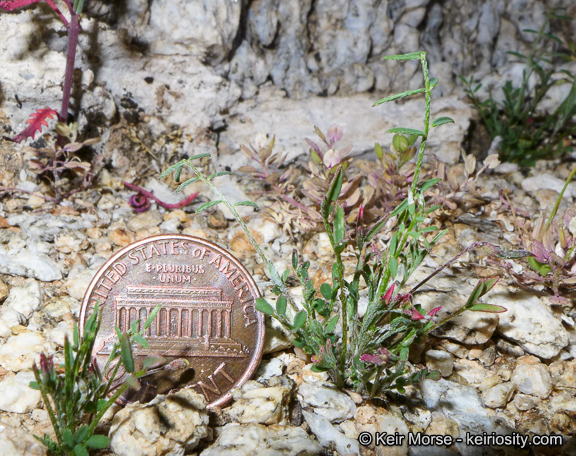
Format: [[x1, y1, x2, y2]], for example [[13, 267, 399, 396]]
[[79, 234, 265, 408]]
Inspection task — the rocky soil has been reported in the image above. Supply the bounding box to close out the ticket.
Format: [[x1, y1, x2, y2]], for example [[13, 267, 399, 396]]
[[1, 1, 576, 455]]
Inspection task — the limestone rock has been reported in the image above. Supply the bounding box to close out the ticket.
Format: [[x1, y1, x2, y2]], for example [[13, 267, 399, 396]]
[[354, 406, 409, 456], [0, 249, 62, 282], [303, 410, 360, 456], [227, 381, 291, 425], [511, 358, 553, 399], [0, 372, 41, 413], [297, 383, 356, 423], [425, 350, 454, 377], [109, 389, 210, 456], [200, 422, 322, 456], [0, 332, 47, 371], [127, 210, 163, 232], [482, 383, 515, 409], [0, 279, 41, 328], [0, 422, 47, 456], [7, 214, 92, 242], [494, 291, 569, 359]]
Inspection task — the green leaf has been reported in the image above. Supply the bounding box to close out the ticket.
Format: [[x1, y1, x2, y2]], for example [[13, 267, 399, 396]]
[[430, 77, 439, 88], [465, 280, 485, 308], [320, 283, 332, 300], [528, 257, 552, 276], [125, 374, 141, 390], [144, 305, 161, 331], [29, 381, 39, 390], [431, 116, 454, 127], [382, 52, 424, 61], [175, 177, 200, 192], [74, 444, 89, 456], [143, 356, 165, 371], [506, 51, 527, 59], [133, 333, 149, 349], [75, 426, 89, 444], [365, 215, 389, 243], [234, 201, 260, 209], [73, 325, 79, 349], [334, 205, 345, 244], [196, 200, 224, 213], [120, 332, 134, 374], [208, 171, 231, 180], [373, 88, 426, 106], [426, 371, 442, 381], [174, 163, 183, 182], [97, 399, 108, 411], [63, 430, 74, 448], [389, 257, 398, 279], [85, 435, 110, 449], [468, 304, 507, 313], [386, 127, 426, 137], [293, 310, 307, 330], [256, 298, 275, 315], [188, 153, 211, 161], [325, 315, 339, 333], [276, 297, 287, 317], [159, 160, 186, 179], [326, 168, 343, 206]]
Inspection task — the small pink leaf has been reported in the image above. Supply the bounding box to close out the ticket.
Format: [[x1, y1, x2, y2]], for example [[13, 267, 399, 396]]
[[12, 108, 59, 143]]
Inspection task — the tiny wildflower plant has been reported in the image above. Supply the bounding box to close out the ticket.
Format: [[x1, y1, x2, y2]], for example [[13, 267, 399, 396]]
[[160, 52, 506, 399], [30, 303, 162, 455]]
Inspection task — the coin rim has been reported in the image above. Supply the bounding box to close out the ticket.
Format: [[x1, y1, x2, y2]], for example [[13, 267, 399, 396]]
[[79, 234, 265, 408]]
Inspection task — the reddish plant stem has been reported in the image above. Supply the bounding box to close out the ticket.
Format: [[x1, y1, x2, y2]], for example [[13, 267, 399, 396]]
[[60, 11, 79, 123], [124, 182, 200, 210]]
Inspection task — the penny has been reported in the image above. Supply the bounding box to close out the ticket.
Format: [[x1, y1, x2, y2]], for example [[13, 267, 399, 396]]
[[79, 234, 265, 408]]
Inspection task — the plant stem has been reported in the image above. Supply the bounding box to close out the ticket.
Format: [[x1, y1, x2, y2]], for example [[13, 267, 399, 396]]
[[60, 11, 79, 123], [185, 161, 297, 312], [410, 53, 431, 197], [546, 164, 576, 229]]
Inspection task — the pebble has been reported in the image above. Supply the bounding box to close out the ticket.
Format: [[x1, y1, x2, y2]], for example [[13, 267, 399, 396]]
[[297, 383, 356, 423], [549, 359, 576, 389], [419, 378, 495, 445], [127, 210, 163, 231], [521, 174, 576, 198], [200, 422, 322, 456], [108, 227, 133, 247], [42, 296, 80, 320], [354, 406, 408, 456], [482, 382, 515, 409], [0, 279, 9, 301], [494, 290, 569, 359], [227, 381, 291, 425], [0, 279, 41, 328], [47, 321, 73, 347], [425, 412, 460, 438], [54, 231, 88, 253], [0, 371, 41, 413], [0, 422, 47, 456], [7, 214, 91, 242], [303, 410, 360, 456], [0, 332, 47, 371], [207, 210, 228, 229], [0, 249, 62, 282], [159, 218, 180, 233], [64, 260, 105, 301], [425, 350, 454, 377], [513, 393, 539, 411], [511, 357, 553, 399], [109, 389, 210, 456], [255, 357, 285, 382]]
